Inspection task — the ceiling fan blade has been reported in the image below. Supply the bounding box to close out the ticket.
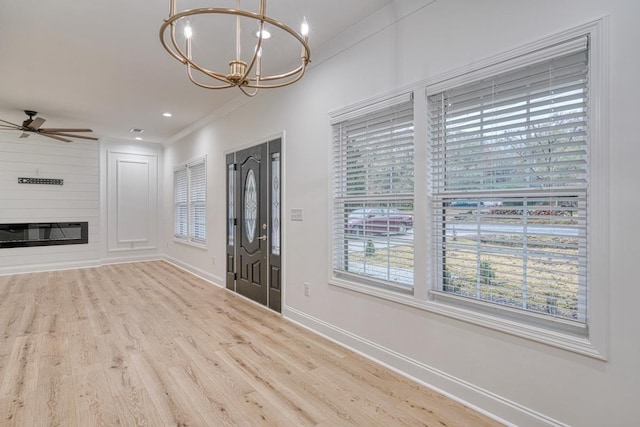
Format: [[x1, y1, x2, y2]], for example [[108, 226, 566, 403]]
[[45, 132, 99, 141], [40, 133, 72, 143], [28, 117, 46, 130], [0, 118, 20, 128], [40, 128, 94, 133], [19, 132, 30, 138]]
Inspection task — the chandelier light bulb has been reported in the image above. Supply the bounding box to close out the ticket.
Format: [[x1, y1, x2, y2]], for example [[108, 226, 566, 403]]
[[256, 28, 271, 40], [301, 17, 309, 37], [184, 21, 193, 39]]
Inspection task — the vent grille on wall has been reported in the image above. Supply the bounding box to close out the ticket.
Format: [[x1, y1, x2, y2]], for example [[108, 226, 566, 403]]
[[18, 177, 64, 185]]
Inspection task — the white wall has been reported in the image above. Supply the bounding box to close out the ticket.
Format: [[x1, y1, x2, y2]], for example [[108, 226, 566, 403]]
[[172, 0, 639, 425], [0, 135, 100, 273]]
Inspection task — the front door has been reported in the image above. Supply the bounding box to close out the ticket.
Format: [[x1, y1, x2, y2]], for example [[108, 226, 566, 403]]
[[236, 143, 269, 306], [227, 139, 282, 311]]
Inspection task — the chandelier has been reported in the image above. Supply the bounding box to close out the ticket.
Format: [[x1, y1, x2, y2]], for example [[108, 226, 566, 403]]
[[160, 0, 311, 97]]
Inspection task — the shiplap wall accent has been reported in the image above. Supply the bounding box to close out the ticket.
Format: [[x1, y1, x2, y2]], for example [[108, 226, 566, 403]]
[[106, 151, 158, 252], [0, 135, 100, 273]]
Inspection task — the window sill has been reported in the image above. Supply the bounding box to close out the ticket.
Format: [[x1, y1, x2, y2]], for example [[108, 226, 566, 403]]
[[173, 237, 207, 250], [329, 275, 606, 361]]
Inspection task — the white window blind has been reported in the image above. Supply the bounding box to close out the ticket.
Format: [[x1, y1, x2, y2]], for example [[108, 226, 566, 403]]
[[174, 157, 206, 245], [332, 94, 415, 289], [189, 160, 206, 243], [174, 168, 188, 239], [428, 38, 589, 322]]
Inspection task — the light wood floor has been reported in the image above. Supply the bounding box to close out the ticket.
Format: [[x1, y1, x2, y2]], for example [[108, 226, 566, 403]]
[[0, 261, 501, 426]]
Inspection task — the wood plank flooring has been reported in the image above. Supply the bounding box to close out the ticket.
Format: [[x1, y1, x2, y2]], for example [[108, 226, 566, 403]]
[[0, 261, 501, 426]]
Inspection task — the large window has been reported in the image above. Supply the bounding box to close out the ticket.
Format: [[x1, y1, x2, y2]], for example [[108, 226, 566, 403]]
[[332, 94, 415, 290], [428, 37, 589, 325], [330, 22, 607, 357], [174, 157, 206, 245]]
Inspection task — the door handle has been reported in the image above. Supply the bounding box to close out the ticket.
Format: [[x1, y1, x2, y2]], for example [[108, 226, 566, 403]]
[[257, 235, 267, 241]]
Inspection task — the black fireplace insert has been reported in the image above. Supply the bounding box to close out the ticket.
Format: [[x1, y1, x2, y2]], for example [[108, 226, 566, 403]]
[[0, 222, 88, 248]]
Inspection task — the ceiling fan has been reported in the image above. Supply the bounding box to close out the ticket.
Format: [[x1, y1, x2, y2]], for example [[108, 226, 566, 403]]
[[0, 110, 98, 143]]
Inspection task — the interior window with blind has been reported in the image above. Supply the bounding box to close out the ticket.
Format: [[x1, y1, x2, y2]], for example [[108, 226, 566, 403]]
[[428, 37, 589, 325], [174, 157, 207, 245], [332, 94, 415, 290], [174, 168, 188, 239]]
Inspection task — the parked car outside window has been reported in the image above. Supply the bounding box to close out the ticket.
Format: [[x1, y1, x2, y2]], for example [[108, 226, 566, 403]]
[[348, 208, 413, 235], [449, 200, 503, 208]]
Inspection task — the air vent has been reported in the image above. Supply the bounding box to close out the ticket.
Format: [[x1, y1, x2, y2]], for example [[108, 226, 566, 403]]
[[130, 128, 144, 134]]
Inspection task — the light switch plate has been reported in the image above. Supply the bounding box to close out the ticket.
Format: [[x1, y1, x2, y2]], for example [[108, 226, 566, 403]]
[[291, 208, 303, 221]]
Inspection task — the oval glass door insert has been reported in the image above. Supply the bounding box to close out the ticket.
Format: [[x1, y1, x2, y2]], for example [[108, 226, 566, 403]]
[[244, 170, 257, 243]]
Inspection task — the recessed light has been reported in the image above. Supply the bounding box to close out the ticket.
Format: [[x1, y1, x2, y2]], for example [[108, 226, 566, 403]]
[[163, 112, 173, 117], [135, 137, 142, 141]]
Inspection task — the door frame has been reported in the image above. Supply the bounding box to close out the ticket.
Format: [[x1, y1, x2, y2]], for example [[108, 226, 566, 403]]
[[226, 135, 284, 313]]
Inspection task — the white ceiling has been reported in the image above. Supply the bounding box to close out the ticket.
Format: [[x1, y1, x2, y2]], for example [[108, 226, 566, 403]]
[[0, 0, 392, 143]]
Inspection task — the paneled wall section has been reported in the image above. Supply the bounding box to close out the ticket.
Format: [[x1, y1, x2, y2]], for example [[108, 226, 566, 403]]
[[0, 136, 100, 273]]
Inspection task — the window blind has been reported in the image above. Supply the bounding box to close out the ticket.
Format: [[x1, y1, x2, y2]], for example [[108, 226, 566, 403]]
[[333, 95, 415, 289], [428, 39, 588, 322], [189, 160, 206, 243], [174, 168, 188, 239]]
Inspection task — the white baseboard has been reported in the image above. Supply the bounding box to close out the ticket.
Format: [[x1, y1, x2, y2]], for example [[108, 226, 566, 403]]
[[163, 255, 224, 288], [0, 253, 163, 276], [101, 253, 163, 265], [0, 259, 100, 276], [284, 306, 567, 427]]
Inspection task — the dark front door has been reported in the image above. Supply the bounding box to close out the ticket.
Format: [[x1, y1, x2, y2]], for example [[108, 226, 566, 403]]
[[236, 143, 269, 305], [227, 139, 281, 311]]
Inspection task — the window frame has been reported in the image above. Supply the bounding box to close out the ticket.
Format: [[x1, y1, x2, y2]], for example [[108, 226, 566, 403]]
[[330, 92, 416, 293], [428, 39, 589, 333], [173, 155, 207, 248], [328, 18, 608, 360]]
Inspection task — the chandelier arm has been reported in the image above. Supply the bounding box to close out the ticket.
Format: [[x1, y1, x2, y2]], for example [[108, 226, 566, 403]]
[[259, 14, 311, 63], [169, 22, 187, 64], [240, 21, 265, 86], [239, 86, 259, 97], [251, 62, 306, 83], [160, 21, 186, 64], [163, 19, 232, 82], [245, 64, 306, 89], [186, 57, 234, 83], [187, 65, 235, 90]]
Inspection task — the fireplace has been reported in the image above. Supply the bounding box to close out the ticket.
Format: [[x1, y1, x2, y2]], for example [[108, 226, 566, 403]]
[[0, 222, 88, 248]]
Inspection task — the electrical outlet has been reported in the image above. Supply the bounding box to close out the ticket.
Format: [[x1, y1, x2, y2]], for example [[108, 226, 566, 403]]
[[304, 282, 310, 297]]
